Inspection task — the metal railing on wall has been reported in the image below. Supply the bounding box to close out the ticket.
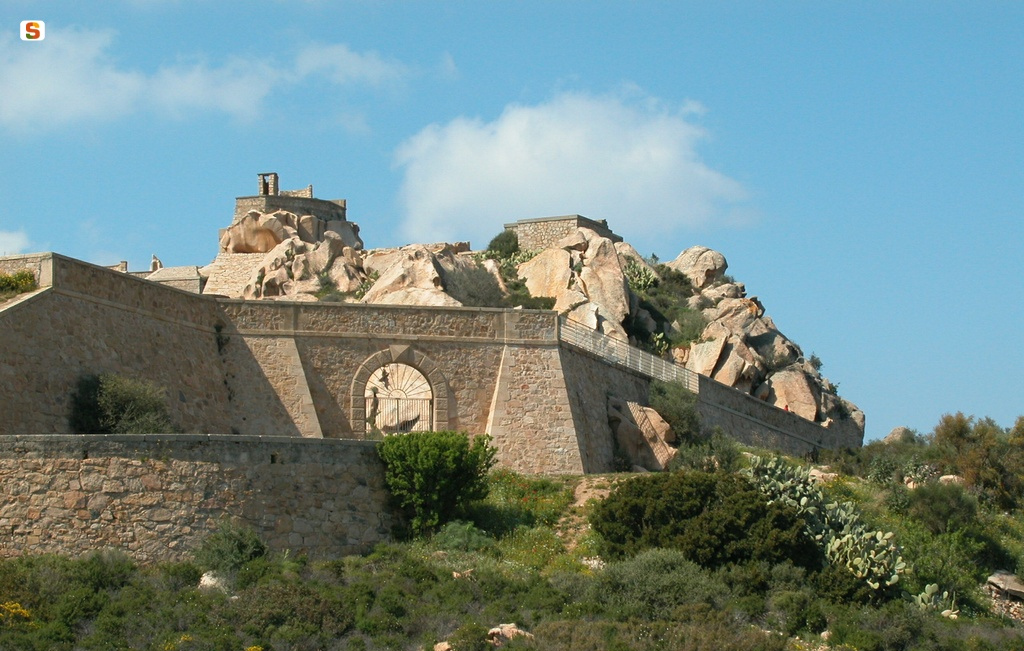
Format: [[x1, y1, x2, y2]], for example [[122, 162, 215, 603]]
[[557, 315, 833, 451], [557, 317, 699, 393]]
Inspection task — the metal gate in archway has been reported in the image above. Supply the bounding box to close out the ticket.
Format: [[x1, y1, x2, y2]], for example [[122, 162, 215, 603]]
[[364, 363, 434, 435]]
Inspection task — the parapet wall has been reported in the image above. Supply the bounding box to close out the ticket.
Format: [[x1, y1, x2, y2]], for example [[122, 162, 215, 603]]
[[505, 215, 623, 251], [0, 435, 390, 562], [233, 195, 347, 223]]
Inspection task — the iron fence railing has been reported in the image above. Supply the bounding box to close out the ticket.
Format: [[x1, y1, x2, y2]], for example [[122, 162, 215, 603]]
[[365, 397, 433, 434], [557, 317, 699, 393]]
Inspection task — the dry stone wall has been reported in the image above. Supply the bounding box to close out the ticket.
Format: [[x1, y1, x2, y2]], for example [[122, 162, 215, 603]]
[[0, 435, 390, 562]]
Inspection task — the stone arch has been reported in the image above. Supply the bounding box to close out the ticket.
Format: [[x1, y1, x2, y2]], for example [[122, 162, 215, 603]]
[[350, 345, 449, 435]]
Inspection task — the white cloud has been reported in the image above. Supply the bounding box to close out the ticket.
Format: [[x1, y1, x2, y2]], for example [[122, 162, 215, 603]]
[[0, 29, 144, 129], [0, 28, 408, 130], [295, 43, 407, 86], [150, 58, 277, 121], [0, 230, 30, 255], [394, 92, 748, 247]]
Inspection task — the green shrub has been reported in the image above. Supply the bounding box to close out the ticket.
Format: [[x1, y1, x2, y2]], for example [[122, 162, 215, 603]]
[[744, 455, 909, 601], [432, 521, 494, 552], [589, 471, 820, 569], [445, 266, 506, 307], [193, 520, 268, 576], [596, 549, 725, 621], [648, 379, 700, 442], [908, 482, 978, 535], [377, 431, 497, 537], [69, 373, 177, 434], [0, 269, 36, 295], [486, 230, 520, 259], [668, 429, 742, 473]]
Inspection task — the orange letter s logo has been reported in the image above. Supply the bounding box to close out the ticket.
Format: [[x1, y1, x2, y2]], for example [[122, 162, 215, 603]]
[[20, 21, 45, 41]]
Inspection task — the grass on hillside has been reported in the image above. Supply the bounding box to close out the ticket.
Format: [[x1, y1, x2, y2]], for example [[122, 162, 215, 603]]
[[4, 440, 1024, 651]]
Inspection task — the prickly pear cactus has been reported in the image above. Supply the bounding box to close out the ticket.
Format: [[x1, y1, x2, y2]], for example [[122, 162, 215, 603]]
[[744, 456, 910, 597]]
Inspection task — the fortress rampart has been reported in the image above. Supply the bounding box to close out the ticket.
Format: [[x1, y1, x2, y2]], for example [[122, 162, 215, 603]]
[[0, 251, 859, 561]]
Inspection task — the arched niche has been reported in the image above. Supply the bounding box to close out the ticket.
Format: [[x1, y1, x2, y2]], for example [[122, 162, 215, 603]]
[[350, 345, 449, 436]]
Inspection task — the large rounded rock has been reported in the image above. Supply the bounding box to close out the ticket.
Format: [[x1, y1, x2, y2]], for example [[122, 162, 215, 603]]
[[666, 245, 728, 289]]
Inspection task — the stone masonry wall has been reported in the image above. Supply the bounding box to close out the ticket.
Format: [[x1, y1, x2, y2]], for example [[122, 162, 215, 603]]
[[506, 216, 623, 251], [485, 345, 582, 474], [0, 252, 53, 286], [233, 196, 347, 223], [0, 435, 390, 562], [0, 259, 234, 435]]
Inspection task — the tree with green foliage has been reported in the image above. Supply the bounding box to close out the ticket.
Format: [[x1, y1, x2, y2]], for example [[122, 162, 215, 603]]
[[377, 431, 497, 537], [486, 230, 520, 259]]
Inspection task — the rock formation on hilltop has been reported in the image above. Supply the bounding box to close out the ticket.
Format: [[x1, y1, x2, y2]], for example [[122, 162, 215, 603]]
[[200, 205, 863, 444]]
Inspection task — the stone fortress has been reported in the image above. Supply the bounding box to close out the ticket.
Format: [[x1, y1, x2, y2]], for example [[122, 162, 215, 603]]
[[0, 174, 863, 562]]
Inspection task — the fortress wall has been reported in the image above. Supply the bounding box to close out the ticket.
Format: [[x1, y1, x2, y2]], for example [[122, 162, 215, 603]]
[[220, 303, 558, 440], [696, 375, 839, 455], [486, 344, 582, 474], [0, 435, 390, 563], [0, 255, 300, 436], [558, 345, 650, 473]]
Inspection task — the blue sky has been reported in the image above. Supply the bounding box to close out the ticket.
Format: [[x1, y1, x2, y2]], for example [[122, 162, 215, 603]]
[[1, 2, 1021, 441]]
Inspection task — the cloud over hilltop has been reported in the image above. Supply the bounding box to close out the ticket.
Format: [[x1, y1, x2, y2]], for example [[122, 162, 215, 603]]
[[393, 91, 749, 250]]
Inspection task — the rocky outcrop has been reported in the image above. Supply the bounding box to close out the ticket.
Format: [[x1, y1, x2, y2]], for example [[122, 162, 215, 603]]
[[516, 228, 629, 339], [608, 397, 677, 471], [220, 209, 363, 254], [882, 426, 916, 444]]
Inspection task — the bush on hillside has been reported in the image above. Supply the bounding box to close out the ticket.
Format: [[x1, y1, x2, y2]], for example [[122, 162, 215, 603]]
[[589, 471, 821, 569], [445, 266, 506, 308], [908, 481, 978, 536], [377, 431, 497, 538], [69, 373, 177, 434], [486, 230, 520, 259], [193, 520, 269, 576]]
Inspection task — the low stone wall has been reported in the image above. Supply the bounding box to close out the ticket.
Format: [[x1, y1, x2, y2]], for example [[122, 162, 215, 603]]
[[0, 435, 391, 563]]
